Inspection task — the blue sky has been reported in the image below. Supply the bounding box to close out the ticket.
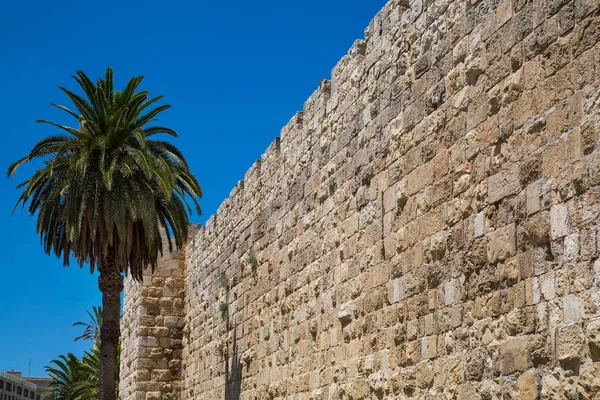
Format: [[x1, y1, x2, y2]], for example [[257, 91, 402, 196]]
[[0, 0, 386, 376]]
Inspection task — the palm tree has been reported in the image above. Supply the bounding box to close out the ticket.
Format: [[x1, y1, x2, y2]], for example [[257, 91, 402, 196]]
[[8, 68, 201, 400], [69, 348, 102, 400], [45, 348, 107, 400], [73, 306, 102, 344], [44, 354, 85, 400]]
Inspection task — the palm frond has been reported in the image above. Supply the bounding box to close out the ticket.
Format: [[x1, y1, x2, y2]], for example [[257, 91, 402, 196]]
[[9, 67, 202, 279]]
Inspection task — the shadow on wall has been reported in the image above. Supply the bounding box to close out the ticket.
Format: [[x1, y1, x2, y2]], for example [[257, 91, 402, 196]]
[[224, 321, 241, 400]]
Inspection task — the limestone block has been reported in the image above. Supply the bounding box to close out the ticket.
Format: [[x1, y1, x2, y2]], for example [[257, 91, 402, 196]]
[[518, 369, 539, 400], [146, 392, 161, 400], [391, 278, 404, 304], [488, 165, 521, 204], [444, 280, 455, 306], [543, 140, 567, 178], [519, 211, 550, 248], [547, 102, 569, 141], [487, 223, 517, 264], [338, 302, 355, 325], [586, 318, 600, 361], [474, 212, 485, 238], [421, 335, 437, 360], [550, 204, 569, 240], [415, 362, 433, 389], [540, 272, 556, 301], [564, 233, 580, 262], [557, 323, 584, 365], [137, 336, 159, 348], [541, 374, 568, 399], [526, 181, 542, 215], [499, 337, 529, 375], [528, 334, 551, 366], [589, 154, 600, 186], [563, 294, 584, 324], [577, 363, 600, 399]]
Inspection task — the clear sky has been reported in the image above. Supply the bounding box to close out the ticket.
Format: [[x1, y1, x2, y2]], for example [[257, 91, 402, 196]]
[[0, 0, 387, 376]]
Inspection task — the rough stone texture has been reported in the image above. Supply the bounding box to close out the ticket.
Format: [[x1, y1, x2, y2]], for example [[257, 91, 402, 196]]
[[121, 0, 600, 398], [120, 230, 197, 400]]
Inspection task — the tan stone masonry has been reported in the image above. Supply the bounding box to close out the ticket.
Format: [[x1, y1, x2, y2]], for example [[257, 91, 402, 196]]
[[121, 0, 600, 398]]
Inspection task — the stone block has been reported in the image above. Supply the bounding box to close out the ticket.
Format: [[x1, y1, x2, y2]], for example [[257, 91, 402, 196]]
[[146, 392, 161, 400], [577, 363, 600, 400], [488, 165, 521, 204], [499, 336, 529, 375], [586, 319, 600, 361], [421, 335, 437, 360], [487, 223, 517, 264], [550, 204, 568, 240], [557, 323, 584, 365], [547, 102, 569, 141], [564, 233, 580, 261], [474, 212, 485, 238], [444, 280, 455, 306], [137, 336, 159, 348], [543, 140, 567, 178], [164, 316, 183, 328], [415, 362, 433, 389], [525, 277, 541, 306], [526, 182, 541, 215], [563, 294, 583, 324], [539, 272, 555, 300], [528, 334, 551, 366], [518, 369, 539, 400], [338, 303, 355, 325], [391, 278, 404, 304], [589, 154, 600, 186]]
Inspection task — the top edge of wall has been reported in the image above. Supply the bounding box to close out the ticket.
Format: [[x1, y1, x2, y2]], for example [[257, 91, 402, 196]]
[[191, 0, 401, 240]]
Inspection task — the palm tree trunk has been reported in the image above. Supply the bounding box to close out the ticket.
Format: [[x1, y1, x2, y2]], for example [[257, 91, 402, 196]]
[[98, 250, 123, 400]]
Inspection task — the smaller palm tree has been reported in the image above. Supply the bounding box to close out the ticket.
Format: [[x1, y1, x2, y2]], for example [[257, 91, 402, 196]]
[[45, 348, 109, 400], [73, 306, 102, 344], [69, 349, 101, 400], [44, 354, 86, 400]]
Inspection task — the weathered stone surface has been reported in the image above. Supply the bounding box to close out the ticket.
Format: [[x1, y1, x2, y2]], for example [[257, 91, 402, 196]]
[[338, 302, 355, 325], [557, 323, 584, 366], [587, 319, 600, 361], [518, 369, 539, 400], [577, 363, 600, 399], [119, 0, 600, 398], [488, 165, 521, 204], [500, 337, 529, 375], [487, 223, 517, 264]]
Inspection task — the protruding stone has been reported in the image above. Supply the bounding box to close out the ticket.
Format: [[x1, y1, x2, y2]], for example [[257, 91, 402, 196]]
[[338, 303, 354, 325]]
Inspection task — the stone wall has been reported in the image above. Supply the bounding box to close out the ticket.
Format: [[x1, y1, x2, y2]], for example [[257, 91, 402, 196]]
[[121, 0, 600, 398], [120, 231, 196, 400]]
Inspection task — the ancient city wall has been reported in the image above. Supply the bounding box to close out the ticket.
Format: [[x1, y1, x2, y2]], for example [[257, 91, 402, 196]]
[[121, 0, 600, 398], [120, 232, 194, 400]]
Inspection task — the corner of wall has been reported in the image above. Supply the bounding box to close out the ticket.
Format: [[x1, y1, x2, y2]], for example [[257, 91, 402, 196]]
[[120, 230, 196, 400]]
